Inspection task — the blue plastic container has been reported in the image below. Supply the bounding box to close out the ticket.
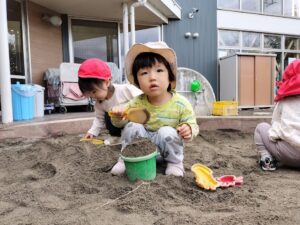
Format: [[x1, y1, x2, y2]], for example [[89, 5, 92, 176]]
[[11, 82, 36, 121]]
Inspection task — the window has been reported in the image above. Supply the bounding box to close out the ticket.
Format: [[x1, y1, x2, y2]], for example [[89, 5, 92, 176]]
[[217, 0, 240, 10], [264, 34, 281, 49], [218, 49, 240, 58], [285, 36, 300, 50], [219, 30, 240, 47], [120, 25, 160, 51], [284, 0, 300, 17], [242, 32, 261, 48], [241, 0, 261, 12], [263, 0, 282, 15], [7, 0, 25, 77], [219, 0, 300, 17], [264, 51, 282, 78], [71, 20, 119, 65], [284, 52, 300, 68], [275, 52, 282, 77], [120, 24, 160, 71]]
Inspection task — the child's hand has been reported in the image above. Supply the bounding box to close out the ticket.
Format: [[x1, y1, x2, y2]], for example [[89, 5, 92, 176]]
[[177, 124, 192, 140], [85, 133, 94, 139], [110, 105, 127, 119]]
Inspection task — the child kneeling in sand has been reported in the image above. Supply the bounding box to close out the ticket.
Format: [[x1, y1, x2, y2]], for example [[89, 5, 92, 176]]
[[78, 58, 142, 139], [254, 59, 300, 171], [110, 42, 199, 177]]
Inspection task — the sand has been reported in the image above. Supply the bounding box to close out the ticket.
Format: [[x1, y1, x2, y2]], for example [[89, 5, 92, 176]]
[[122, 138, 156, 157], [0, 130, 300, 225]]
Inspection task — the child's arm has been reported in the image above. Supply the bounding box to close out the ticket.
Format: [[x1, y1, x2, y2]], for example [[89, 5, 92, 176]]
[[177, 124, 193, 140], [86, 104, 106, 137], [269, 102, 282, 141], [177, 122, 199, 141], [176, 98, 199, 141]]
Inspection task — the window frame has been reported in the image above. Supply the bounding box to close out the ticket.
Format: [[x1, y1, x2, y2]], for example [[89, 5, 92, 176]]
[[67, 17, 162, 82], [217, 0, 300, 18]]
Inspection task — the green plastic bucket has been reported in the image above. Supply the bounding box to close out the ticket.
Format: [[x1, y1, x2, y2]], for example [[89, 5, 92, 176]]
[[121, 151, 157, 182]]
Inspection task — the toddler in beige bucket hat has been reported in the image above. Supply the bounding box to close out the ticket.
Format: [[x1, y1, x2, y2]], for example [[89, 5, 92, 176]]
[[110, 41, 199, 177]]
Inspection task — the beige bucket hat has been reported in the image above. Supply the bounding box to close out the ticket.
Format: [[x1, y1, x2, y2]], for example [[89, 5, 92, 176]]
[[125, 41, 177, 89]]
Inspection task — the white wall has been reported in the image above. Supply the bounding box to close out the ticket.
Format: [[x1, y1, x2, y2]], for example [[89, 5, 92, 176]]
[[217, 10, 300, 36]]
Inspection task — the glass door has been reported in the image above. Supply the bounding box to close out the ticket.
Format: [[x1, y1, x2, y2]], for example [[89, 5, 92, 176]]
[[7, 0, 25, 84], [71, 19, 119, 65]]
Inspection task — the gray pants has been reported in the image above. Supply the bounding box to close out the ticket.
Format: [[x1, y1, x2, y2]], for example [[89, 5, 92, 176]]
[[254, 122, 300, 168], [121, 123, 184, 164]]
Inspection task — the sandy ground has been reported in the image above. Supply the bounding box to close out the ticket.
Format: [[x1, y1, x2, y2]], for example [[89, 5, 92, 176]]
[[0, 130, 300, 225]]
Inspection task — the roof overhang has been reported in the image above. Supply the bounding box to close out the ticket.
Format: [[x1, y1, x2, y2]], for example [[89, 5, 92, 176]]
[[29, 0, 181, 25]]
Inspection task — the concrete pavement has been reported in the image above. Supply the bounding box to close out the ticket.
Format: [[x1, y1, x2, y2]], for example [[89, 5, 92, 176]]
[[0, 112, 272, 140]]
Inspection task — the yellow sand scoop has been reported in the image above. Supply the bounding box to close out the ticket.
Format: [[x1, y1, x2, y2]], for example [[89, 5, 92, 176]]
[[191, 163, 219, 191], [109, 107, 150, 124], [80, 137, 104, 145]]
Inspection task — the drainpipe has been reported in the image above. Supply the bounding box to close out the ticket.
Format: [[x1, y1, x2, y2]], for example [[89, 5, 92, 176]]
[[123, 2, 129, 55], [0, 0, 13, 123], [130, 0, 147, 46], [129, 0, 167, 45]]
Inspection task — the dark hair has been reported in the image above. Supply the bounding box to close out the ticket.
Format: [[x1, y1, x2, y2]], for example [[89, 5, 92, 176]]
[[132, 52, 175, 91], [78, 77, 104, 93]]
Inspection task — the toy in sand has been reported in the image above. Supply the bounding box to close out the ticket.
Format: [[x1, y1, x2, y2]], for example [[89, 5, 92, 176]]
[[80, 137, 104, 145], [109, 107, 150, 124], [191, 163, 243, 191], [121, 138, 157, 181]]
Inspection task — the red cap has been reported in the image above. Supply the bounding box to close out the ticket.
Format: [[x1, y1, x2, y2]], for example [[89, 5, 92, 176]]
[[275, 59, 300, 101], [78, 58, 111, 80]]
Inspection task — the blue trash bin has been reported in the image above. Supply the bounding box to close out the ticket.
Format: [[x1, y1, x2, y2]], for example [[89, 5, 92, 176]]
[[11, 82, 36, 121]]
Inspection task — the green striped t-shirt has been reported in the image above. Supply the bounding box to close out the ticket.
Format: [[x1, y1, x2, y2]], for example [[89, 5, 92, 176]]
[[113, 91, 199, 139]]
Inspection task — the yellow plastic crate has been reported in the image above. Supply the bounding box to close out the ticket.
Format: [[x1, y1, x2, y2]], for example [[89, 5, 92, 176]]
[[212, 101, 238, 116]]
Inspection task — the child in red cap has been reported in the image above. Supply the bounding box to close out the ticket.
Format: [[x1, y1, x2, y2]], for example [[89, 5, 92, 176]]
[[78, 58, 142, 139], [254, 59, 300, 171]]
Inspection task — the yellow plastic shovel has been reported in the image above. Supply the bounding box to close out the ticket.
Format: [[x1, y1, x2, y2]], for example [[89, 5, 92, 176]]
[[191, 163, 219, 191], [80, 137, 104, 145], [109, 107, 150, 124]]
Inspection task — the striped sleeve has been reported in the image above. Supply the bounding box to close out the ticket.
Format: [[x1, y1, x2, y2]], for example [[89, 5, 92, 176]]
[[176, 94, 199, 140]]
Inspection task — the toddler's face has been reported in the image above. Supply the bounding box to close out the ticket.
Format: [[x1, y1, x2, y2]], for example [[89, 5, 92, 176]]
[[137, 61, 170, 97], [83, 81, 109, 101]]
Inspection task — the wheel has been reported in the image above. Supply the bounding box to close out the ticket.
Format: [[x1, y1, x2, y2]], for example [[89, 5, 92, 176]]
[[59, 106, 67, 113], [87, 104, 94, 112]]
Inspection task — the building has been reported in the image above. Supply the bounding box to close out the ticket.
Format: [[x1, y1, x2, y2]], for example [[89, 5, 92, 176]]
[[217, 0, 300, 77], [0, 0, 182, 123], [164, 0, 218, 98], [1, 0, 300, 124]]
